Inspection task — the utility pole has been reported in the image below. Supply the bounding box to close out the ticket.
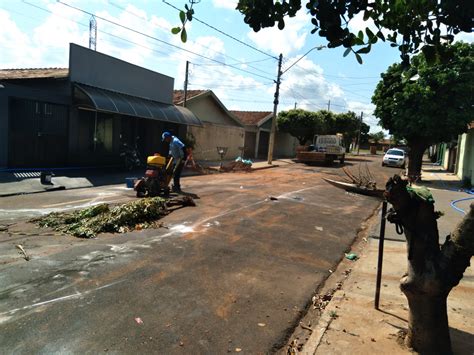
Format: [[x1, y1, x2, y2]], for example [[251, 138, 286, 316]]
[[294, 102, 297, 109], [183, 60, 189, 107], [357, 111, 363, 155], [327, 100, 331, 111], [89, 15, 97, 50], [267, 53, 283, 165]]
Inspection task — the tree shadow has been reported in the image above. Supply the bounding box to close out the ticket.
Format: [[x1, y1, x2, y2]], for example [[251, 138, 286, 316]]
[[376, 308, 408, 323], [345, 157, 373, 162], [175, 191, 200, 199], [376, 309, 473, 353], [450, 327, 474, 354]]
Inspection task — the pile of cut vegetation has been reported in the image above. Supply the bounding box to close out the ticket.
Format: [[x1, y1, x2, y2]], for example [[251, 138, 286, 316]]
[[32, 197, 170, 238]]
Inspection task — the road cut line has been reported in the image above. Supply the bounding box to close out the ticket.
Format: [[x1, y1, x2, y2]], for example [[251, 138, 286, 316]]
[[0, 280, 124, 318]]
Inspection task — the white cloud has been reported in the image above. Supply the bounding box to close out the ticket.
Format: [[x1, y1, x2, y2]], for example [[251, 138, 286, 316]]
[[212, 0, 238, 10], [247, 10, 311, 56], [454, 31, 474, 43], [0, 10, 37, 68], [278, 56, 344, 111], [345, 100, 382, 132]]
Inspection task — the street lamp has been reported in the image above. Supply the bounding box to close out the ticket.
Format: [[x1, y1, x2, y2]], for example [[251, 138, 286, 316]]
[[281, 45, 326, 75]]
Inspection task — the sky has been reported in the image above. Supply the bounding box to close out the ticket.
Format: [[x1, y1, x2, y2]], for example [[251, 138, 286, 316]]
[[1, 0, 473, 133]]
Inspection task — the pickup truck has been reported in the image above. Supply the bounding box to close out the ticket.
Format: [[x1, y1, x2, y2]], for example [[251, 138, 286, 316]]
[[296, 135, 345, 165]]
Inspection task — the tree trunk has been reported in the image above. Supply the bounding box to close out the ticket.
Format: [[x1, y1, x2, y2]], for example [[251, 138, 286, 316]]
[[384, 176, 474, 354], [404, 291, 451, 353], [407, 141, 427, 181]]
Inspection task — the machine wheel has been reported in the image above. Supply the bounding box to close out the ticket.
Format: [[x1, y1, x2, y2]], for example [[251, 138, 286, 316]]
[[382, 162, 385, 167], [134, 179, 147, 198], [340, 156, 345, 164]]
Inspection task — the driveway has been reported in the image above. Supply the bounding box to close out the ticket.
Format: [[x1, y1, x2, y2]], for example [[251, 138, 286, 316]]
[[0, 156, 389, 353]]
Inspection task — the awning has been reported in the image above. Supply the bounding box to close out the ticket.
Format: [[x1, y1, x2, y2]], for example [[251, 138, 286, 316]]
[[74, 83, 202, 126]]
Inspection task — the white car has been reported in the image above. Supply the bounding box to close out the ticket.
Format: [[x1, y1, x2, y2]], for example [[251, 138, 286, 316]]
[[382, 148, 406, 168]]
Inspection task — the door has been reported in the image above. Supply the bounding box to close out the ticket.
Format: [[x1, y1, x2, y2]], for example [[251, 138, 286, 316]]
[[8, 98, 69, 167], [258, 131, 270, 159]]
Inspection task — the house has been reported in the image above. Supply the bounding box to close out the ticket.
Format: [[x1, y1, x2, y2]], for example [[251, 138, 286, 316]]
[[0, 43, 201, 169], [173, 90, 245, 161], [230, 111, 297, 159]]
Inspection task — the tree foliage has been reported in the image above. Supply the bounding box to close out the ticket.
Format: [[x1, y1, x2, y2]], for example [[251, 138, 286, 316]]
[[373, 42, 473, 143], [372, 42, 474, 177], [177, 0, 474, 64], [277, 109, 323, 145], [359, 121, 370, 144], [369, 131, 385, 144], [277, 108, 363, 148], [332, 111, 360, 149]]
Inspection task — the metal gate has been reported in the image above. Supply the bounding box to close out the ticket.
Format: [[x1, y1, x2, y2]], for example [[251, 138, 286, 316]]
[[8, 98, 69, 167]]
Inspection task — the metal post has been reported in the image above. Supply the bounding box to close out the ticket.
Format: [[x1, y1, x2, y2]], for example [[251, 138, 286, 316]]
[[93, 111, 98, 151], [267, 53, 283, 165], [183, 60, 189, 107], [374, 200, 387, 309], [327, 100, 331, 111]]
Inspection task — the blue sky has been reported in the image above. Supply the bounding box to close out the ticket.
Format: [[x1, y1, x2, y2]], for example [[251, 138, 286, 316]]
[[1, 0, 472, 132]]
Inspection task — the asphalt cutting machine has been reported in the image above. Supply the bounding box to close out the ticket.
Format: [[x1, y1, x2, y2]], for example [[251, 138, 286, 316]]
[[134, 154, 174, 197]]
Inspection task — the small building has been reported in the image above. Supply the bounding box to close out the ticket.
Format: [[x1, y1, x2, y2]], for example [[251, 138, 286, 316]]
[[0, 43, 201, 169], [230, 111, 297, 159], [173, 90, 245, 161]]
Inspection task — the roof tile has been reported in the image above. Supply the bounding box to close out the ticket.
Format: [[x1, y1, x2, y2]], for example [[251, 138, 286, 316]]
[[173, 90, 207, 104], [230, 110, 272, 126], [0, 68, 68, 80]]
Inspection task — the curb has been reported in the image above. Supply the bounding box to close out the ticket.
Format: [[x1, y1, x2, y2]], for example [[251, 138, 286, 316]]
[[252, 164, 279, 171], [0, 185, 65, 198]]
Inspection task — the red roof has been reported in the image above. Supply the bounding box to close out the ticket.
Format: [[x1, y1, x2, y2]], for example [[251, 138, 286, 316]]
[[230, 111, 272, 126], [173, 90, 207, 105], [0, 68, 68, 80]]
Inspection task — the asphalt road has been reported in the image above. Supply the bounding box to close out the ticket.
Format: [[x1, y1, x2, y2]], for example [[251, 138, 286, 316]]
[[0, 156, 391, 354]]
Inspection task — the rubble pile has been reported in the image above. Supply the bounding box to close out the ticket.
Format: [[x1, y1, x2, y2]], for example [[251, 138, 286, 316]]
[[219, 157, 253, 172]]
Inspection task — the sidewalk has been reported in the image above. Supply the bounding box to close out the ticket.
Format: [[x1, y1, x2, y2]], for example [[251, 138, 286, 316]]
[[0, 159, 293, 197], [302, 165, 474, 354]]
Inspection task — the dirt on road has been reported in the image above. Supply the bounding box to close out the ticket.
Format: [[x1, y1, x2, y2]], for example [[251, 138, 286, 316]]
[[0, 156, 393, 354]]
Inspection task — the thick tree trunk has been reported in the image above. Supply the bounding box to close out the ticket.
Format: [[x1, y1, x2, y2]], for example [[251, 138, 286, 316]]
[[384, 176, 474, 354], [404, 292, 451, 353], [407, 141, 427, 181]]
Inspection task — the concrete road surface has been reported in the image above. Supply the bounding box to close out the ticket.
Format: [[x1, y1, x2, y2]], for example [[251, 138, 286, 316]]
[[0, 157, 390, 354]]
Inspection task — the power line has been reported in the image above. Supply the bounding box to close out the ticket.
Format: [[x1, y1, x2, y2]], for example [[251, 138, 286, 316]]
[[188, 81, 273, 89], [161, 0, 278, 61], [52, 1, 276, 82], [107, 0, 276, 77], [20, 1, 176, 58]]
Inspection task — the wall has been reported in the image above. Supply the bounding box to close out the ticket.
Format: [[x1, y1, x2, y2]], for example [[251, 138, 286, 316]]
[[188, 123, 245, 161], [0, 95, 8, 168], [69, 44, 173, 104], [456, 130, 474, 185], [187, 96, 241, 127], [443, 145, 450, 170], [274, 132, 297, 158]]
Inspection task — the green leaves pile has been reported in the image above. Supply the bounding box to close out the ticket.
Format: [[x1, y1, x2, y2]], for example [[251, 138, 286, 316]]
[[32, 197, 168, 238]]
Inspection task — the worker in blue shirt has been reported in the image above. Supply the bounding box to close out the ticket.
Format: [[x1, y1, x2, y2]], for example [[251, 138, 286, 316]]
[[162, 131, 186, 193]]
